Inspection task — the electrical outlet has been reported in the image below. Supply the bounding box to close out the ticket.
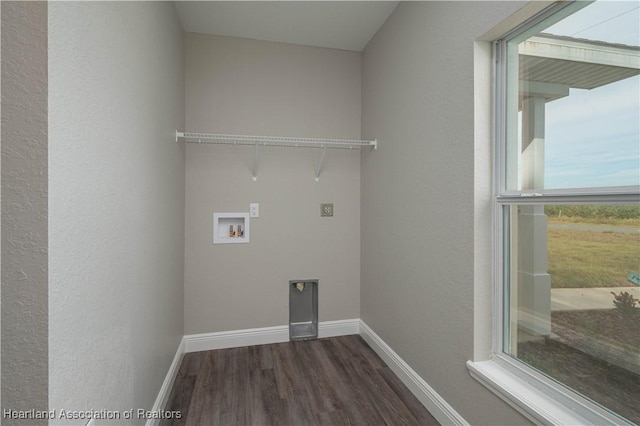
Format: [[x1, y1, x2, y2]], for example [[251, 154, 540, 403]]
[[321, 203, 333, 217], [250, 203, 259, 218]]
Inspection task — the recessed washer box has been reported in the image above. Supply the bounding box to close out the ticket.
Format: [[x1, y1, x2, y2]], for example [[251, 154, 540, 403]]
[[213, 212, 250, 244]]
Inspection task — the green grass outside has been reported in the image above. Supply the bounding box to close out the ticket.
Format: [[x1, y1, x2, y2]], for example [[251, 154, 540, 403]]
[[548, 222, 640, 288], [548, 215, 640, 228]]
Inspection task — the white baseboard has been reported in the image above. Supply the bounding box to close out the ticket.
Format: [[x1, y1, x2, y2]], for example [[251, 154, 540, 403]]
[[318, 318, 360, 338], [183, 319, 360, 353], [184, 325, 289, 353], [146, 337, 185, 426], [359, 320, 468, 426]]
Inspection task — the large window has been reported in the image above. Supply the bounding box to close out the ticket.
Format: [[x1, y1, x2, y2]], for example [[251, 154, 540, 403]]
[[495, 1, 639, 423]]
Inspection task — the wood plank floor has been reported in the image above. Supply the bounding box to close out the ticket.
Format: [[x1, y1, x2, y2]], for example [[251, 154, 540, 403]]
[[161, 335, 440, 426]]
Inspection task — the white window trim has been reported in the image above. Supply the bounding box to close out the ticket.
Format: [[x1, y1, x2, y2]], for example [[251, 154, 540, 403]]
[[467, 358, 624, 426], [468, 2, 638, 425]]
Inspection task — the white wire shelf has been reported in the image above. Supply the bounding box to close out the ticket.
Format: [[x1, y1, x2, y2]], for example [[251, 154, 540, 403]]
[[175, 131, 377, 182], [176, 131, 377, 150]]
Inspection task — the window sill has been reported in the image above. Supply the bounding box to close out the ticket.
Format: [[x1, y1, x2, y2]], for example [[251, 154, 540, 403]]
[[466, 358, 633, 426]]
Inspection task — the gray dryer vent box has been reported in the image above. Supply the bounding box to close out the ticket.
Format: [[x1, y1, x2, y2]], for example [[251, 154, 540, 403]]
[[289, 280, 318, 341]]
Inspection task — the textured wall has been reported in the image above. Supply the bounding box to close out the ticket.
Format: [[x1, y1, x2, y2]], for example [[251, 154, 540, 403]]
[[48, 2, 184, 422], [184, 34, 361, 334], [0, 2, 2, 408], [1, 2, 48, 422], [360, 2, 531, 425]]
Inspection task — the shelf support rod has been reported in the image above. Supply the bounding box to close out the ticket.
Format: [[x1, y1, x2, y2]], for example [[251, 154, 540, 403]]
[[252, 143, 259, 181], [314, 146, 327, 182]]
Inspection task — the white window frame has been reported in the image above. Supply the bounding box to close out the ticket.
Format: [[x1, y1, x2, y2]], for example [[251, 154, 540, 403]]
[[468, 2, 640, 425]]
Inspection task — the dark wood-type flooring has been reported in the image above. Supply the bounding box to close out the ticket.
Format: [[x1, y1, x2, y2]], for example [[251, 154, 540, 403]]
[[161, 335, 440, 425]]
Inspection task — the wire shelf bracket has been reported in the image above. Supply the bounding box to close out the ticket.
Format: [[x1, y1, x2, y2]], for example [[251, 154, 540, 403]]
[[176, 131, 377, 182], [314, 146, 327, 183]]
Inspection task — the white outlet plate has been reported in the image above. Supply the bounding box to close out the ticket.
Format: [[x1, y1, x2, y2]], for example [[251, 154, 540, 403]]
[[250, 203, 259, 217]]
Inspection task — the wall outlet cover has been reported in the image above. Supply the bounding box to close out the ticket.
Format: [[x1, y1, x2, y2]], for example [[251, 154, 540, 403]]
[[250, 203, 259, 218], [321, 203, 333, 217]]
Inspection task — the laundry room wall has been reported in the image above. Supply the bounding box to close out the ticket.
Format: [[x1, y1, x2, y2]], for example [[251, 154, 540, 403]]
[[1, 1, 49, 418], [360, 1, 532, 424], [48, 1, 185, 419], [184, 34, 362, 334]]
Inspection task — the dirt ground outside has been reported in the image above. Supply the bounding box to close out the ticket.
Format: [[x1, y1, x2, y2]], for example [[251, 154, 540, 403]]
[[518, 309, 640, 424]]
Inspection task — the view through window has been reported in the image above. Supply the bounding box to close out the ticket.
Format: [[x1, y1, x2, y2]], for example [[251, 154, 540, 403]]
[[498, 1, 639, 423]]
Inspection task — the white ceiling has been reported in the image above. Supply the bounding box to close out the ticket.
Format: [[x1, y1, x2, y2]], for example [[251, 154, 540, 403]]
[[175, 1, 399, 52]]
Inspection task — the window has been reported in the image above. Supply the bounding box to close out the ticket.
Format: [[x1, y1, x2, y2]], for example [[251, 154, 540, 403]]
[[491, 1, 639, 423]]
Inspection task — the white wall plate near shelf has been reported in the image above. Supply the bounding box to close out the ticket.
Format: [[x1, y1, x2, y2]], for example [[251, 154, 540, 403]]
[[213, 212, 250, 244]]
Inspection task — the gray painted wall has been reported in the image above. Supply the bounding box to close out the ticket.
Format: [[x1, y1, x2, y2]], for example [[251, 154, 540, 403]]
[[184, 34, 361, 334], [0, 2, 2, 406], [0, 2, 549, 423], [48, 2, 184, 421], [361, 2, 531, 424], [1, 2, 48, 421]]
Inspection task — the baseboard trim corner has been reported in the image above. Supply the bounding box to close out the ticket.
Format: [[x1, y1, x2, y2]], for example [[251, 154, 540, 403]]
[[318, 318, 360, 338], [146, 337, 185, 426], [359, 320, 468, 426], [183, 318, 360, 353], [184, 325, 289, 353]]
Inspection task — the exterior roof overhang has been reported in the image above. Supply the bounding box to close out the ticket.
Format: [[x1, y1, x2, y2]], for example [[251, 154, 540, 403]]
[[518, 33, 640, 104]]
